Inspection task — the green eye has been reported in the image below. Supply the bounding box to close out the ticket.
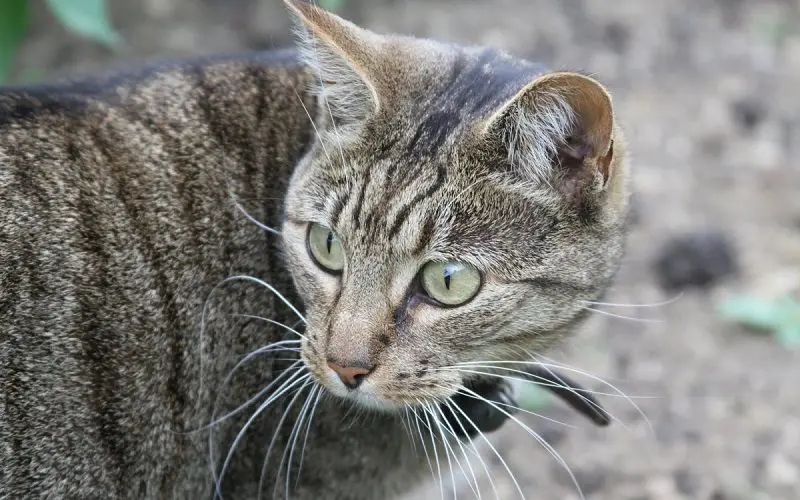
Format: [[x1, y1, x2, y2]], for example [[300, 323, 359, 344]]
[[307, 223, 345, 273], [420, 261, 482, 306]]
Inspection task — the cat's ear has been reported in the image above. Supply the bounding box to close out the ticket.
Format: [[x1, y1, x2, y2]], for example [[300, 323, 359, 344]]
[[483, 72, 616, 201], [284, 0, 381, 127]]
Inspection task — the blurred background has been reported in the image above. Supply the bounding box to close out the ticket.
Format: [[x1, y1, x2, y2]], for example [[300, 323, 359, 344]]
[[6, 0, 800, 498]]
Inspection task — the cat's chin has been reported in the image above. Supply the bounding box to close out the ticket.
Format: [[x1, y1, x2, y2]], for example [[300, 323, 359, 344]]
[[327, 387, 404, 412], [343, 390, 404, 412], [323, 380, 405, 412]]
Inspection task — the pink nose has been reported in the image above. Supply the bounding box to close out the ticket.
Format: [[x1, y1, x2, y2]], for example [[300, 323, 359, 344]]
[[327, 361, 373, 390]]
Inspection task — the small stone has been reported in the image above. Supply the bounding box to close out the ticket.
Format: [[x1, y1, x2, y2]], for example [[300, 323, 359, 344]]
[[731, 99, 764, 132], [673, 467, 700, 495], [709, 489, 728, 500], [765, 453, 799, 486], [604, 22, 630, 53], [652, 229, 739, 292], [615, 352, 631, 378]]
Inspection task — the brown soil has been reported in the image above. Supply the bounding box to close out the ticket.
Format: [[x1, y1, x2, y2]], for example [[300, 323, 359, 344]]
[[13, 1, 800, 498]]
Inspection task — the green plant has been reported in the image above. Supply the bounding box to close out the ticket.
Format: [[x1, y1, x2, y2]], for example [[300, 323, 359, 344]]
[[317, 0, 346, 11], [717, 293, 800, 348], [0, 0, 119, 83], [516, 383, 552, 412]]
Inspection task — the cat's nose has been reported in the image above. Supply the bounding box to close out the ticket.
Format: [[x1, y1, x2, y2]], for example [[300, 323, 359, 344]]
[[326, 360, 374, 390]]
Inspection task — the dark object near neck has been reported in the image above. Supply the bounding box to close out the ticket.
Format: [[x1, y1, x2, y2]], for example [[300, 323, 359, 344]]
[[443, 366, 611, 440], [521, 366, 611, 427]]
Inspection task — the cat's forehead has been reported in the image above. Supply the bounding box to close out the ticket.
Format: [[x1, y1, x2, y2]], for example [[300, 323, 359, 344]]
[[380, 44, 549, 153], [307, 156, 550, 261]]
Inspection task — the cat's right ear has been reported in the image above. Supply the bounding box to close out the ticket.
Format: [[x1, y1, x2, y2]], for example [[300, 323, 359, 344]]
[[482, 72, 617, 205], [284, 0, 381, 128]]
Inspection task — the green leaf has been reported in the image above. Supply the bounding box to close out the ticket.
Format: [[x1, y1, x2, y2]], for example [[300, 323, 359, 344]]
[[516, 384, 552, 411], [718, 293, 800, 348], [46, 0, 120, 47], [717, 295, 795, 332], [318, 0, 345, 11], [775, 325, 800, 349], [753, 14, 791, 47], [0, 0, 29, 83]]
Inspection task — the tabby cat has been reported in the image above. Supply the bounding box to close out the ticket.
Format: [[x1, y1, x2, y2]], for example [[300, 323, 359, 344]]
[[0, 1, 630, 498]]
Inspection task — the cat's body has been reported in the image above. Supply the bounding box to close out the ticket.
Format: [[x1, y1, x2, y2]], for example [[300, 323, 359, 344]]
[[1, 2, 631, 499], [0, 51, 407, 499]]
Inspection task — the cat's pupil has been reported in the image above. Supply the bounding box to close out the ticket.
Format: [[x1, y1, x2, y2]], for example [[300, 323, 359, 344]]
[[443, 264, 456, 290], [326, 232, 334, 253]]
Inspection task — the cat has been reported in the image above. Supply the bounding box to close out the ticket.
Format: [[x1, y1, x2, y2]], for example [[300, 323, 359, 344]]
[[0, 0, 630, 498]]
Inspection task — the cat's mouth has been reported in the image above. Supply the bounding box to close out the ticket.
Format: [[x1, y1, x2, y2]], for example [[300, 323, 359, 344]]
[[301, 348, 459, 411], [321, 363, 456, 411], [301, 342, 612, 428], [305, 355, 613, 431], [316, 359, 396, 410]]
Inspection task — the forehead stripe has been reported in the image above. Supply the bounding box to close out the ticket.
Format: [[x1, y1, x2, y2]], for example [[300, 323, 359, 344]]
[[350, 164, 374, 230], [387, 164, 446, 240]]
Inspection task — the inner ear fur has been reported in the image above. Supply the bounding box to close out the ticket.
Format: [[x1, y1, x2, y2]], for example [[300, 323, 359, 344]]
[[537, 72, 614, 181], [485, 71, 616, 190], [283, 0, 381, 123]]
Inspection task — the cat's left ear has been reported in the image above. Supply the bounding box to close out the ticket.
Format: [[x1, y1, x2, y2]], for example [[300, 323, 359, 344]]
[[483, 72, 617, 201], [283, 0, 382, 129]]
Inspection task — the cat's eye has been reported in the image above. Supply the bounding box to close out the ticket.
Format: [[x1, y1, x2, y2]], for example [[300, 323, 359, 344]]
[[307, 223, 345, 273], [419, 261, 482, 306]]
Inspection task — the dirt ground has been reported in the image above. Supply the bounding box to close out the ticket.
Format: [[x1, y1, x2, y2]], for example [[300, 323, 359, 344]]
[[13, 0, 800, 498]]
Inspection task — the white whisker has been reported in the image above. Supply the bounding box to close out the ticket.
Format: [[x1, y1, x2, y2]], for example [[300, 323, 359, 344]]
[[443, 398, 499, 500], [233, 314, 308, 341], [182, 343, 301, 437], [445, 391, 524, 500], [410, 407, 436, 486], [432, 402, 481, 500], [440, 366, 648, 404], [580, 306, 664, 323], [291, 85, 334, 164], [295, 385, 325, 488], [443, 373, 578, 428], [282, 383, 319, 499], [199, 275, 307, 437], [257, 380, 312, 499], [425, 402, 458, 499], [418, 400, 445, 500], [581, 292, 683, 309], [205, 358, 303, 432], [531, 353, 654, 433], [456, 385, 586, 500], [231, 197, 281, 235], [214, 372, 311, 499], [220, 275, 307, 324], [207, 356, 303, 500], [308, 29, 348, 167], [448, 361, 647, 432], [399, 406, 418, 454]]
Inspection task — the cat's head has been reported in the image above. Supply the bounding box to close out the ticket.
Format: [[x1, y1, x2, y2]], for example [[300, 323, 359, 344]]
[[280, 0, 630, 410]]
